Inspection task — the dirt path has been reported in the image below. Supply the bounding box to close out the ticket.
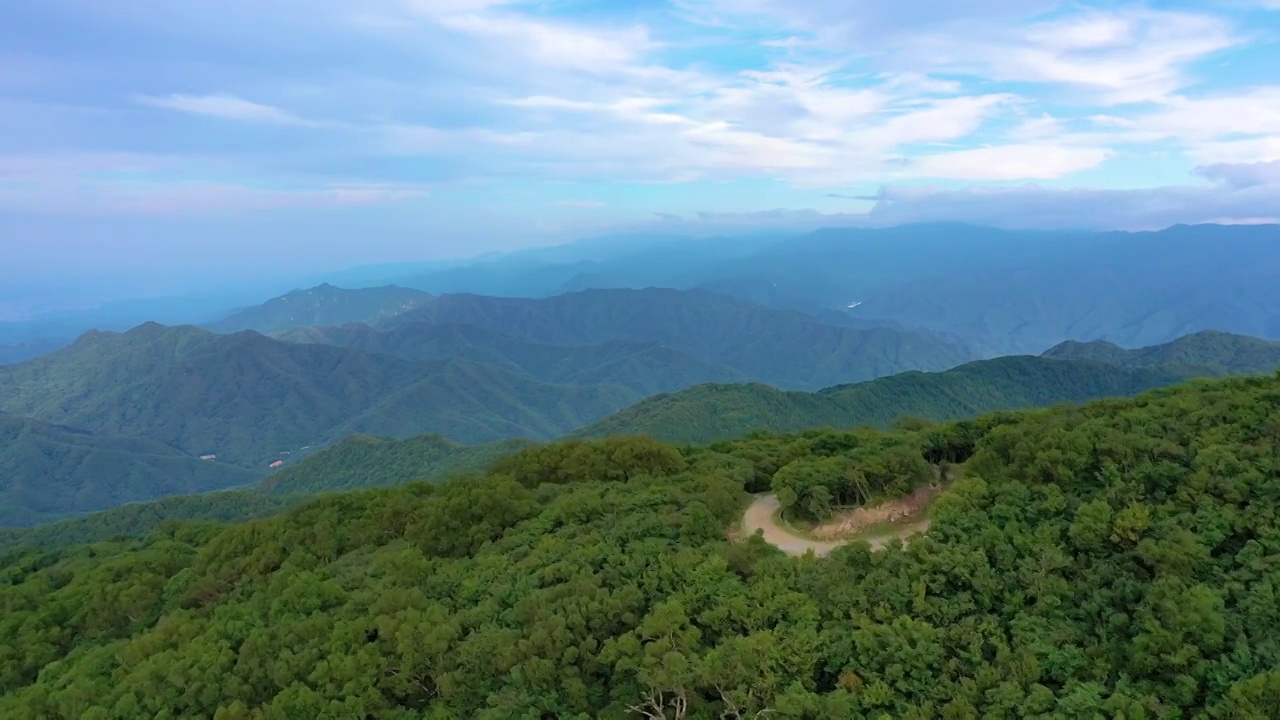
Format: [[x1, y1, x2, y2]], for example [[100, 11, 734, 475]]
[[741, 494, 930, 557]]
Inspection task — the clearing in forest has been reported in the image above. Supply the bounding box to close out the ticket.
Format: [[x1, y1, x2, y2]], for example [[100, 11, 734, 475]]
[[741, 484, 938, 557]]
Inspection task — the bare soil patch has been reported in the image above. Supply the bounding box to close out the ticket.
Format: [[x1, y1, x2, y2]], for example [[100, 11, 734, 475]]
[[811, 483, 941, 541]]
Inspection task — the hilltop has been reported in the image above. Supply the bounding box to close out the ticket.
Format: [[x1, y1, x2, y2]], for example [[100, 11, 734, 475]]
[[208, 284, 433, 334]]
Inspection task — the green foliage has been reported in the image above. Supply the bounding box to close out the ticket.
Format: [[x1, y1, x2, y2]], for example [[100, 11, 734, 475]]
[[6, 374, 1280, 716], [579, 354, 1199, 443]]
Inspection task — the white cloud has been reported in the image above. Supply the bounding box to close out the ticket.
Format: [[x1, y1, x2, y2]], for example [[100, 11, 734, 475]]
[[135, 93, 316, 126], [898, 10, 1238, 104], [908, 144, 1114, 180]]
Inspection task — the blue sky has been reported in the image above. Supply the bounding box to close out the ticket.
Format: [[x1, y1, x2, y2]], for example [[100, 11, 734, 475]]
[[2, 0, 1280, 279]]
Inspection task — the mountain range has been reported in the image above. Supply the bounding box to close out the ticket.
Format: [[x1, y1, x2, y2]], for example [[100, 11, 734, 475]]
[[6, 271, 1280, 529], [8, 326, 1280, 535], [360, 223, 1280, 356], [580, 329, 1280, 443]]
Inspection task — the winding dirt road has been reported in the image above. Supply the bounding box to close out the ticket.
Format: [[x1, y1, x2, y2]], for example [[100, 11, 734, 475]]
[[742, 494, 928, 557]]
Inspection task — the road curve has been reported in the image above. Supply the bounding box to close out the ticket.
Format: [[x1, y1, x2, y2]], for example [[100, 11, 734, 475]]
[[741, 494, 846, 557]]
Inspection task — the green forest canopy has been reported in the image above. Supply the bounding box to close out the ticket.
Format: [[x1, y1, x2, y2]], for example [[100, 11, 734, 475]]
[[4, 372, 1280, 717]]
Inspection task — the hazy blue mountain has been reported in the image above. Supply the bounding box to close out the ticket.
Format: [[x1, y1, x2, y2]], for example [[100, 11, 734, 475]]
[[380, 287, 974, 390], [366, 223, 1280, 356], [208, 284, 433, 334]]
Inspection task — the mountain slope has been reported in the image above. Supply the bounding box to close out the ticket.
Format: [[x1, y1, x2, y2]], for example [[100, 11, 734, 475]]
[[0, 324, 645, 524], [577, 355, 1198, 443], [0, 323, 428, 466], [327, 358, 638, 445], [0, 413, 262, 527], [261, 434, 533, 494], [209, 284, 433, 334], [274, 321, 746, 395], [382, 287, 974, 389], [1042, 329, 1280, 374], [0, 323, 642, 466]]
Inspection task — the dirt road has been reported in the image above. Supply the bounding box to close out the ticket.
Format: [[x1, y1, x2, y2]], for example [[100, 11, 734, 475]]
[[741, 494, 846, 557], [741, 494, 929, 557]]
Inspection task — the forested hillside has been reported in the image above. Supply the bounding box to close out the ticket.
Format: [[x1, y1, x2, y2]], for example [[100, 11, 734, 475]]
[[0, 414, 261, 527], [0, 325, 643, 524], [4, 373, 1280, 717], [381, 287, 974, 389], [275, 321, 746, 395], [579, 355, 1197, 443], [208, 284, 432, 334], [0, 324, 642, 463], [1042, 329, 1280, 374]]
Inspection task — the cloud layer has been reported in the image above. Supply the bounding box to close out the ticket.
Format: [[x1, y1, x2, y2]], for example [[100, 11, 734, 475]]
[[1, 0, 1279, 269]]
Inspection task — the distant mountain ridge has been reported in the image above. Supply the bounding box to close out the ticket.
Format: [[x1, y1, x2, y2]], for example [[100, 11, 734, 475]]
[[1042, 329, 1280, 374], [378, 287, 975, 389], [209, 284, 432, 335], [274, 321, 747, 396], [575, 354, 1205, 444], [369, 223, 1280, 355]]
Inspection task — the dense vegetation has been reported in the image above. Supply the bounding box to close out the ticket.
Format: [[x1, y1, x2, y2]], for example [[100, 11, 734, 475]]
[[1042, 329, 1280, 374], [208, 284, 433, 335], [579, 355, 1197, 443], [0, 413, 262, 527], [5, 373, 1280, 717]]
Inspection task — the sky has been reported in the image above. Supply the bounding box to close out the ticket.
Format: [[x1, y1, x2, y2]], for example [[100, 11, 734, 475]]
[[2, 0, 1280, 281]]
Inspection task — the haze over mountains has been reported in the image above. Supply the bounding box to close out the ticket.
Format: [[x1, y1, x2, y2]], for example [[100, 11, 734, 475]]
[[8, 223, 1280, 360]]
